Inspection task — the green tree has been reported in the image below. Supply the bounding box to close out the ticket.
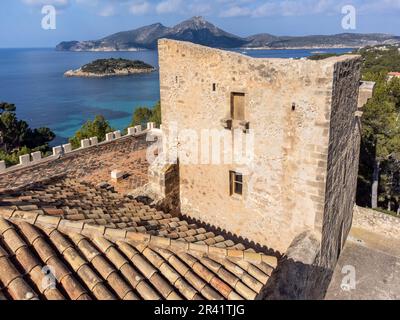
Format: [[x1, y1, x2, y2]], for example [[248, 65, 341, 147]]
[[0, 103, 55, 166], [360, 77, 400, 209], [69, 115, 114, 149], [149, 101, 161, 126], [0, 102, 16, 113], [129, 101, 162, 128], [0, 111, 29, 152], [130, 107, 153, 127]]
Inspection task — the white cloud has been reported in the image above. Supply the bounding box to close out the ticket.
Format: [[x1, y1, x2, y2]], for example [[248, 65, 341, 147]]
[[98, 4, 115, 16], [251, 2, 278, 18], [156, 0, 182, 14], [188, 2, 213, 15], [359, 0, 400, 13], [220, 6, 252, 17], [129, 1, 151, 15], [21, 0, 400, 18], [219, 0, 344, 18], [22, 0, 70, 7]]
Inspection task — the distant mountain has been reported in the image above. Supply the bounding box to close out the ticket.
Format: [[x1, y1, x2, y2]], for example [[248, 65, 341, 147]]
[[247, 33, 400, 49], [56, 16, 400, 51], [163, 16, 247, 49]]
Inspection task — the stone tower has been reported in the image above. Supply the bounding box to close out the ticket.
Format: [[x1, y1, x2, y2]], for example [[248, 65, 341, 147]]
[[157, 39, 371, 269]]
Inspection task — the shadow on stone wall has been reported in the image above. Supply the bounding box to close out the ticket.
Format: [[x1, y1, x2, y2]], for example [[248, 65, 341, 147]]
[[182, 214, 282, 258], [178, 216, 334, 299], [260, 231, 334, 300]]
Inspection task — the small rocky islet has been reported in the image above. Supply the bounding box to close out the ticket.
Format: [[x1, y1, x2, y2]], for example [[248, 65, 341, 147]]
[[64, 58, 156, 77]]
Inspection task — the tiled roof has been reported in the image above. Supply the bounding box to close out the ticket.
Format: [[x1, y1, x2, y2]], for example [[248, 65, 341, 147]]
[[0, 134, 150, 193], [0, 211, 277, 300], [0, 133, 279, 300], [0, 177, 245, 249]]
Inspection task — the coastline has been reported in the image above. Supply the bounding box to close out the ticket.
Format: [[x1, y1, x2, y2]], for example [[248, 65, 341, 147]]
[[238, 45, 358, 51], [64, 67, 156, 78], [59, 45, 359, 52]]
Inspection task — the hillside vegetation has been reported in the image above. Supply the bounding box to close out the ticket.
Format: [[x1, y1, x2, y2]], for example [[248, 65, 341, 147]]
[[0, 103, 55, 166], [81, 58, 154, 75], [356, 46, 400, 213], [310, 45, 400, 214]]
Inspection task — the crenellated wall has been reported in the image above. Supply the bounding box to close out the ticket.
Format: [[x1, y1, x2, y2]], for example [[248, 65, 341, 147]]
[[0, 124, 157, 191]]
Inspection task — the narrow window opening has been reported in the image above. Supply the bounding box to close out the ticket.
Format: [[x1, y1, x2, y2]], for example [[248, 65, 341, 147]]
[[231, 92, 245, 121], [175, 76, 178, 83], [292, 103, 296, 111], [213, 83, 216, 91], [230, 171, 243, 196]]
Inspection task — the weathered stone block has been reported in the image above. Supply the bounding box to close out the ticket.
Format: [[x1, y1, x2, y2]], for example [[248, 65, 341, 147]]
[[147, 122, 155, 130], [106, 133, 114, 142], [135, 125, 142, 133], [90, 137, 98, 145], [358, 81, 375, 109], [111, 170, 125, 181], [114, 131, 122, 139], [127, 127, 136, 135], [63, 144, 72, 153], [0, 160, 6, 172], [31, 151, 42, 162], [81, 139, 90, 148], [53, 146, 62, 156], [19, 154, 30, 166]]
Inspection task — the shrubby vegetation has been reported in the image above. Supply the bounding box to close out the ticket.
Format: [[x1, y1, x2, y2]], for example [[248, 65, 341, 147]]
[[310, 45, 400, 213], [129, 101, 161, 128], [69, 115, 114, 149], [356, 46, 400, 212], [68, 101, 161, 150], [0, 102, 55, 166], [307, 53, 339, 60]]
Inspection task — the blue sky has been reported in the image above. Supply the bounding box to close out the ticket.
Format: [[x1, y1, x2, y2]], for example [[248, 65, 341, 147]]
[[1, 0, 400, 48]]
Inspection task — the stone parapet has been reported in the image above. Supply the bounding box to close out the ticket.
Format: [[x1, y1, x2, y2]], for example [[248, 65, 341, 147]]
[[31, 151, 42, 162], [358, 81, 376, 110], [0, 123, 156, 177], [353, 206, 400, 240]]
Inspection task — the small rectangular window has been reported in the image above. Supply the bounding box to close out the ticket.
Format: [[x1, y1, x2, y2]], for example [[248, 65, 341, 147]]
[[230, 171, 243, 196], [213, 83, 216, 91], [231, 92, 245, 120]]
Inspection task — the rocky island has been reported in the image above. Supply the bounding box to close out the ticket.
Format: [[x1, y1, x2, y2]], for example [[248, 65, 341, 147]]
[[64, 58, 156, 77]]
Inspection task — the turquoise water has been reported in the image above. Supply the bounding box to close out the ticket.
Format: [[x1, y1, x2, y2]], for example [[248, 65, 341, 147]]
[[0, 47, 352, 145]]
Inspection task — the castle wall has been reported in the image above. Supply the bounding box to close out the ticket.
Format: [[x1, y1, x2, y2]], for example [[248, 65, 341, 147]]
[[0, 133, 151, 192], [320, 58, 362, 268], [159, 40, 361, 253]]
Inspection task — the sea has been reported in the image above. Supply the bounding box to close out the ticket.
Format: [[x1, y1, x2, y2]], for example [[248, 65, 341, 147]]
[[0, 47, 352, 145]]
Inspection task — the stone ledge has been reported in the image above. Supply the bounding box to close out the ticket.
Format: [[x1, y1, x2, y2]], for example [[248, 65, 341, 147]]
[[0, 128, 152, 176], [353, 205, 400, 240]]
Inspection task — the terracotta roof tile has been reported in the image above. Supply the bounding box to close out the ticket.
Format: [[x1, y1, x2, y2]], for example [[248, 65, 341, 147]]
[[0, 178, 245, 249], [0, 181, 278, 301]]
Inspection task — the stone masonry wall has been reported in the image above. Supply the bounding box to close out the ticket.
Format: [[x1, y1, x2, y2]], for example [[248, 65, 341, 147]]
[[353, 206, 400, 240], [319, 58, 362, 269], [158, 39, 361, 253]]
